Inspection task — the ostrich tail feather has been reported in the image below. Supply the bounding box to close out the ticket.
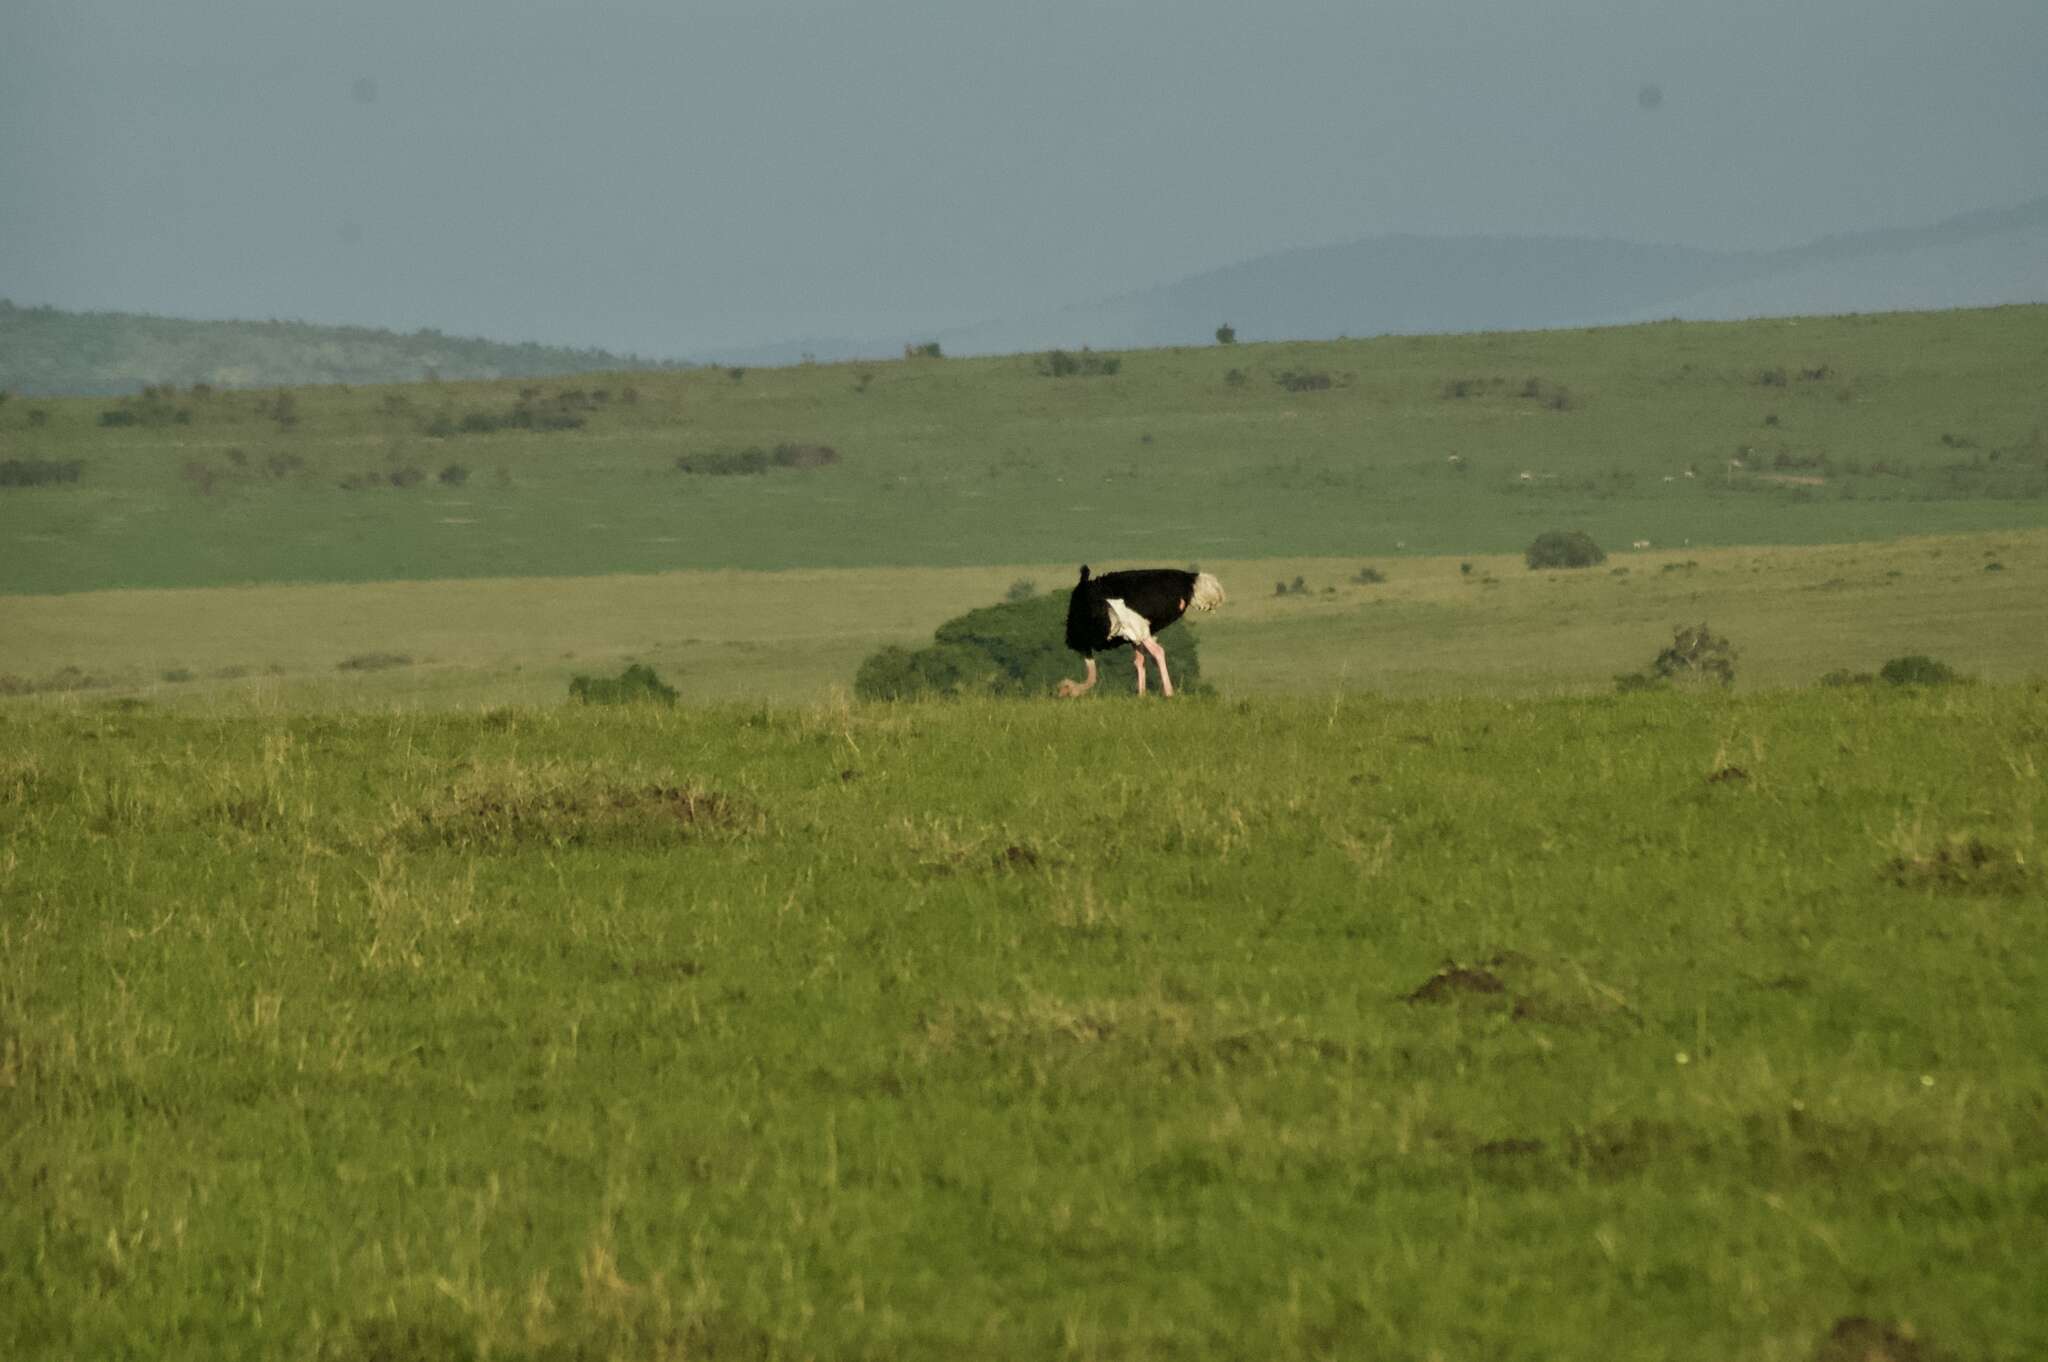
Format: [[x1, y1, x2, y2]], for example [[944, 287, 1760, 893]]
[[1190, 572, 1226, 612]]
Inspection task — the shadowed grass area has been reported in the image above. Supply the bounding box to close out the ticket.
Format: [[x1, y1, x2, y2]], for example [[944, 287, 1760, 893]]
[[3, 689, 2044, 1359]]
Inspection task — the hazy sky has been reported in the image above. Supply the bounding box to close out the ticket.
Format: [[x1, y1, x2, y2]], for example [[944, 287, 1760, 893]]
[[3, 0, 2044, 355]]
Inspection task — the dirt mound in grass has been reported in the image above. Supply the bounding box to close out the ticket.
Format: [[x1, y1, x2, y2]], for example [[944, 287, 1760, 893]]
[[1404, 951, 1639, 1028], [1814, 1316, 1940, 1362], [1406, 965, 1506, 1002]]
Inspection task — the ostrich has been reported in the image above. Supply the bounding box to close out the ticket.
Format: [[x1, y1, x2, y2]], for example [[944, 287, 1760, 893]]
[[1058, 565, 1225, 698]]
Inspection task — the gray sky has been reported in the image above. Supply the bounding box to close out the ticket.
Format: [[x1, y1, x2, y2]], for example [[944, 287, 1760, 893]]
[[4, 0, 2044, 356]]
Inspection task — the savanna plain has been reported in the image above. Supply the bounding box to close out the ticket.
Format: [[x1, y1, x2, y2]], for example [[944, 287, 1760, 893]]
[[3, 307, 2046, 1360]]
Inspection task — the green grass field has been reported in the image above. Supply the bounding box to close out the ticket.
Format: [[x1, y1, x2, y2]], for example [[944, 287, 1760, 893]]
[[5, 308, 2046, 1359], [3, 306, 2045, 596], [4, 690, 2044, 1360]]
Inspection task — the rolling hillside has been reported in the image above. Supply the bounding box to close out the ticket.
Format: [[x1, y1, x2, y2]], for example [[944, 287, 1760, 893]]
[[0, 300, 687, 396]]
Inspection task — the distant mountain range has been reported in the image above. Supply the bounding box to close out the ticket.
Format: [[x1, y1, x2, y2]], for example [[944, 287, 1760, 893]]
[[6, 197, 2043, 391], [0, 303, 684, 397], [697, 195, 2046, 366], [919, 195, 2048, 358]]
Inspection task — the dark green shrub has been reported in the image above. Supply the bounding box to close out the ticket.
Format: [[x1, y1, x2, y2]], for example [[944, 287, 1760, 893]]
[[853, 590, 1204, 700], [568, 662, 678, 705], [1038, 348, 1121, 378], [438, 463, 470, 486], [1615, 623, 1736, 692], [1525, 530, 1606, 569], [770, 443, 838, 468], [1352, 566, 1386, 584], [1651, 623, 1736, 687], [1276, 370, 1333, 392], [1879, 655, 1961, 687], [1215, 323, 1236, 344], [0, 458, 82, 487], [337, 652, 412, 672], [676, 447, 770, 476]]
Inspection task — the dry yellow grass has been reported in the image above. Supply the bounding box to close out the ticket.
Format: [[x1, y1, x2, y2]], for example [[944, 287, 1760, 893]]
[[3, 530, 2042, 707]]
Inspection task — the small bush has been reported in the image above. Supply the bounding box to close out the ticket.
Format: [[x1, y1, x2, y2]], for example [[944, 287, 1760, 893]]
[[1651, 623, 1736, 688], [674, 444, 838, 476], [569, 662, 678, 705], [1352, 566, 1386, 584], [438, 463, 470, 486], [904, 341, 943, 359], [1525, 530, 1606, 570], [1617, 623, 1736, 692], [1005, 578, 1039, 603], [98, 390, 192, 428], [0, 458, 82, 488], [1275, 370, 1333, 393], [1224, 368, 1247, 387], [1038, 348, 1121, 378], [1519, 377, 1574, 410], [770, 443, 839, 468], [1214, 323, 1236, 344], [336, 652, 413, 672], [853, 590, 1204, 700], [676, 447, 769, 476], [388, 466, 425, 488], [1878, 655, 1961, 687]]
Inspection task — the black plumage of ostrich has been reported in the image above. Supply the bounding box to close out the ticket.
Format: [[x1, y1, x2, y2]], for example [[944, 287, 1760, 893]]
[[1058, 565, 1225, 698]]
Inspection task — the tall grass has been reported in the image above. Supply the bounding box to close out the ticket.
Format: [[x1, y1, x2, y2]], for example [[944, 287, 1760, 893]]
[[4, 688, 2044, 1358]]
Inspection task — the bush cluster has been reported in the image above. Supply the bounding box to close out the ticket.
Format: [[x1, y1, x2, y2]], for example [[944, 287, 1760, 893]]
[[569, 662, 678, 705], [1275, 370, 1333, 393], [99, 388, 193, 427], [1038, 349, 1121, 378], [854, 590, 1204, 700], [422, 389, 600, 438], [0, 457, 82, 487], [1616, 623, 1737, 692], [675, 443, 839, 476], [1525, 530, 1606, 569]]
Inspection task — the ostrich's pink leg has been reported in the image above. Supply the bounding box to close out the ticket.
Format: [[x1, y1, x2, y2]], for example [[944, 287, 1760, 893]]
[[1132, 648, 1148, 696], [1142, 637, 1174, 696]]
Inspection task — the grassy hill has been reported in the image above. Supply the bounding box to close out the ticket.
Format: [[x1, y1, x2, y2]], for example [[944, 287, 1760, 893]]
[[0, 299, 682, 396], [2, 305, 2045, 599]]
